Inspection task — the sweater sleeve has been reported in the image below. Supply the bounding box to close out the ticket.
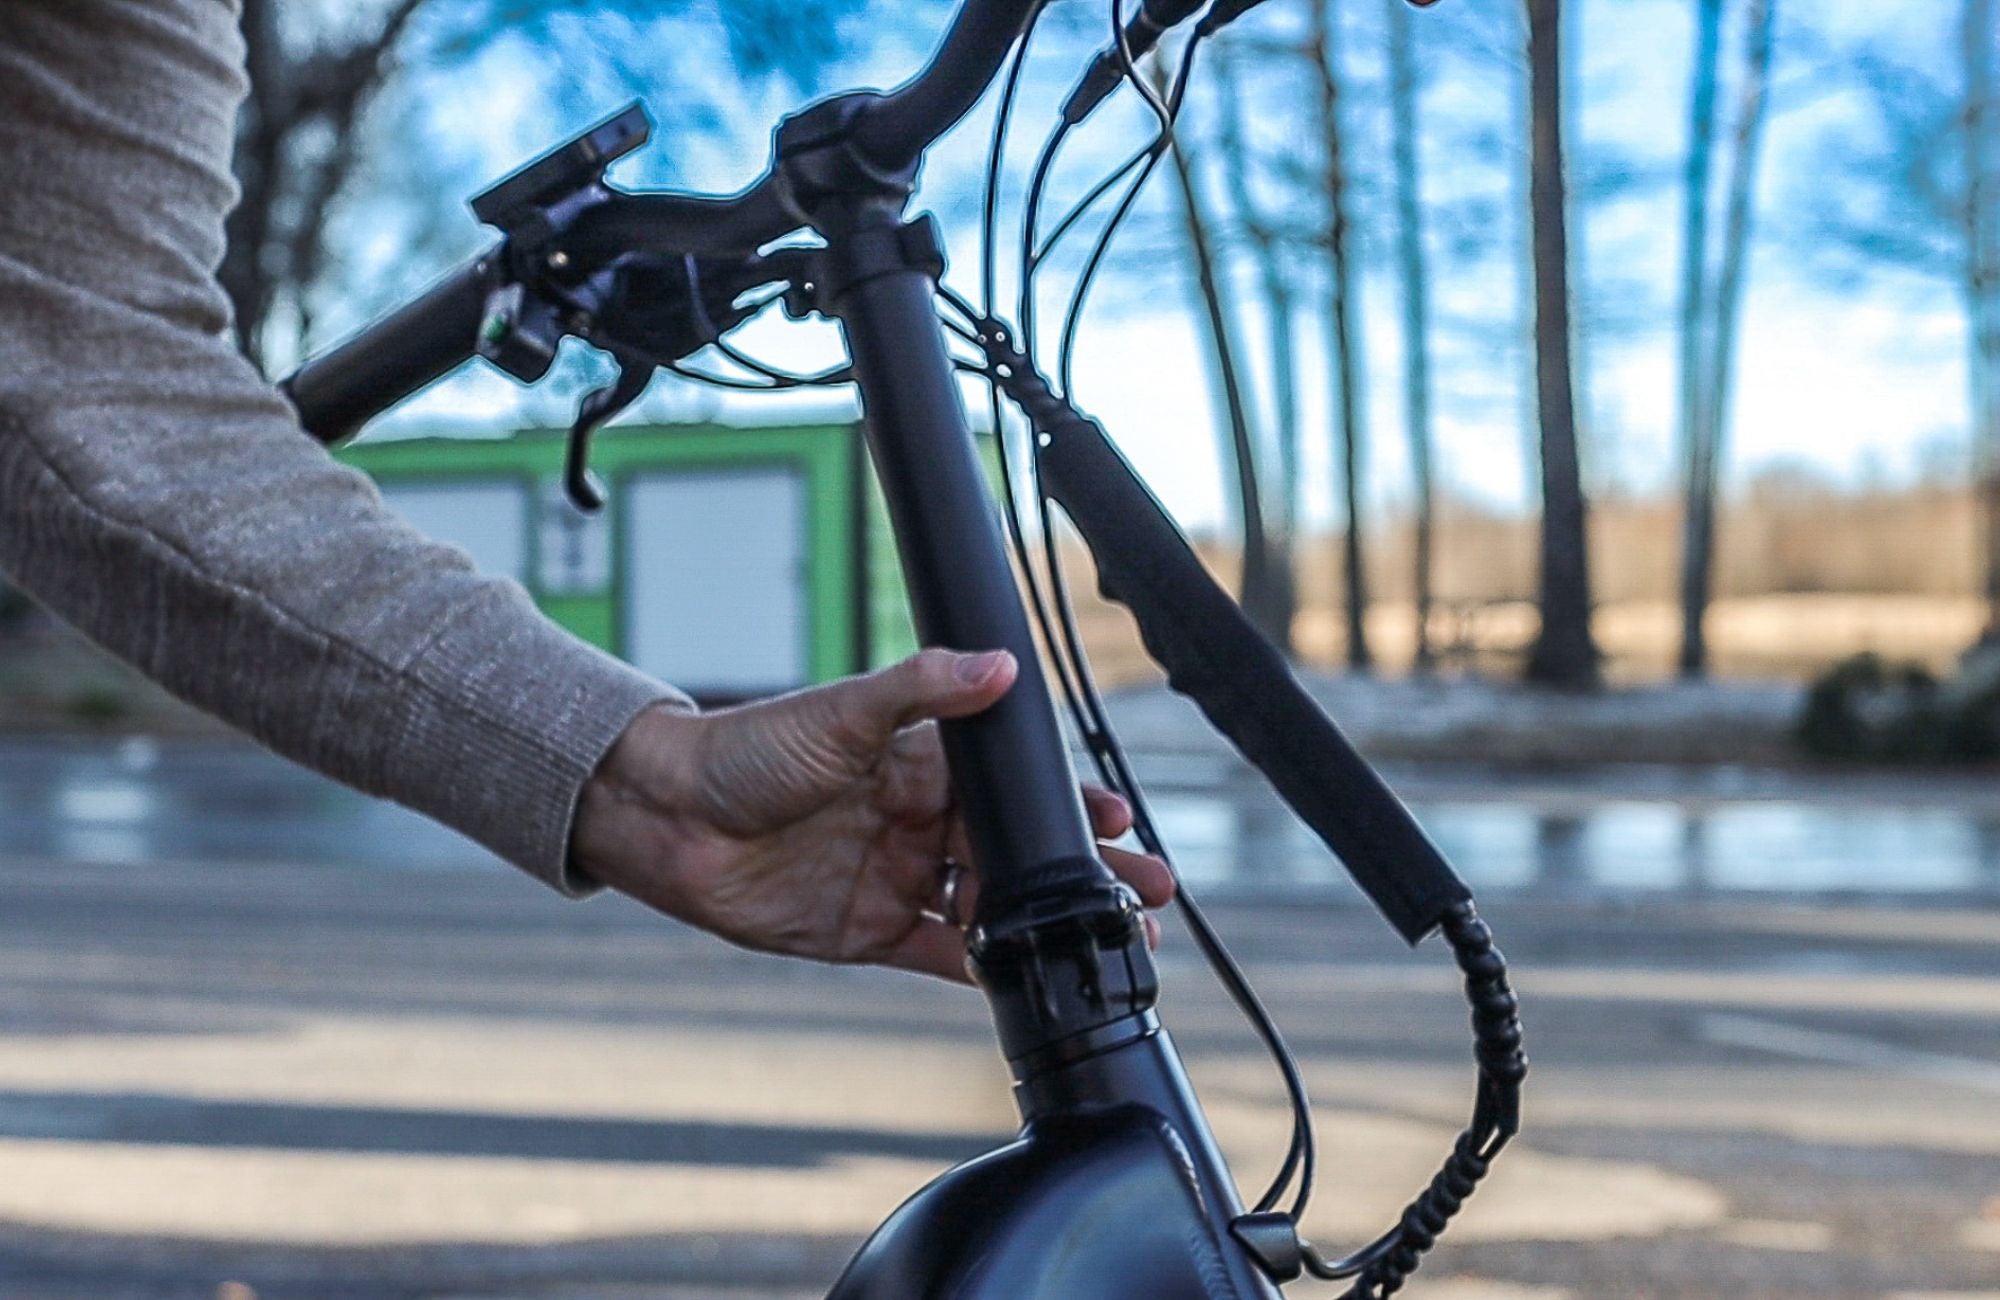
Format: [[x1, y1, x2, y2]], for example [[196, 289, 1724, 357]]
[[0, 0, 693, 892]]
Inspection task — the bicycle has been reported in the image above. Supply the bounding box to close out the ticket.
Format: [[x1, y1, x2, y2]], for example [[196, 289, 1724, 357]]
[[282, 0, 1523, 1293]]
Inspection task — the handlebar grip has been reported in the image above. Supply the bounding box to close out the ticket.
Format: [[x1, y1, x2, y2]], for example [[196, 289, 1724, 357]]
[[280, 254, 499, 446]]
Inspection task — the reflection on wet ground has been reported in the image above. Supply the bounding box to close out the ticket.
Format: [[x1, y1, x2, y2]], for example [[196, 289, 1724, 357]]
[[1157, 787, 2000, 899], [0, 738, 481, 874], [3, 738, 1998, 902]]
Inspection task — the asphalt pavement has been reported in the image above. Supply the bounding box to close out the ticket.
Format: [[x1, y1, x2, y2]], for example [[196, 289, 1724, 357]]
[[0, 739, 1993, 1299]]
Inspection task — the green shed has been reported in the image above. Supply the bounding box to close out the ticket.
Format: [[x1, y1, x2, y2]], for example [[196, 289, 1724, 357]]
[[340, 422, 922, 702]]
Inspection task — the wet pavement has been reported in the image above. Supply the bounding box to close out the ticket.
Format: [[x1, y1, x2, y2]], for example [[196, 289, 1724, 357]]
[[7, 737, 1998, 905], [0, 736, 1995, 1299]]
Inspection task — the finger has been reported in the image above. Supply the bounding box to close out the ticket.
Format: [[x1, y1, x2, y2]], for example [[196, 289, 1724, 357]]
[[883, 917, 976, 984], [947, 830, 1171, 913], [850, 648, 1017, 745], [947, 790, 1132, 866], [952, 860, 1161, 947], [944, 787, 1130, 873], [1082, 785, 1133, 839], [946, 852, 1168, 924], [878, 721, 950, 821], [946, 811, 975, 871], [951, 866, 981, 926], [1102, 845, 1175, 908]]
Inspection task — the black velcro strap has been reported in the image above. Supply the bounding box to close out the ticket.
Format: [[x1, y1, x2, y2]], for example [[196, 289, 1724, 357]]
[[1038, 414, 1469, 945]]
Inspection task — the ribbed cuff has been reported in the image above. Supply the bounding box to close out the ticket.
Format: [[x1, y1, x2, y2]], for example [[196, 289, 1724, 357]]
[[383, 583, 695, 895]]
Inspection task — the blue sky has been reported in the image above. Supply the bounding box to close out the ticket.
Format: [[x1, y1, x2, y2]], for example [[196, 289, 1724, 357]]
[[346, 0, 1988, 532]]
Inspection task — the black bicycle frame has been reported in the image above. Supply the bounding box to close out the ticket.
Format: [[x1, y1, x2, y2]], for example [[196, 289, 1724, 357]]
[[279, 1, 1518, 1292], [823, 206, 1102, 896]]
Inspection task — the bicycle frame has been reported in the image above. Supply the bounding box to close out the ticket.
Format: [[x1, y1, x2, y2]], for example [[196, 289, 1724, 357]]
[[281, 1, 1521, 1293]]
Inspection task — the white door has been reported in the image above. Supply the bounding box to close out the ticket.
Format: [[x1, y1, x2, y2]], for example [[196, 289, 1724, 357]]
[[624, 467, 808, 697], [379, 480, 529, 583]]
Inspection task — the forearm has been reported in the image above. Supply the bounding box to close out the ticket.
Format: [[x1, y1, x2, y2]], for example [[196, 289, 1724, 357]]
[[0, 318, 690, 891], [0, 0, 691, 890]]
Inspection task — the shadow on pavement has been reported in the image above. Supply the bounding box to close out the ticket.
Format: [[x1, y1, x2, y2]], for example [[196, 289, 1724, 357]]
[[0, 1090, 1000, 1169]]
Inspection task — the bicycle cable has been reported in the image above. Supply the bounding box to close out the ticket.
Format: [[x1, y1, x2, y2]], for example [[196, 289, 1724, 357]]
[[973, 0, 1316, 1220], [966, 7, 1527, 1283], [974, 0, 1096, 742], [1055, 28, 1198, 397]]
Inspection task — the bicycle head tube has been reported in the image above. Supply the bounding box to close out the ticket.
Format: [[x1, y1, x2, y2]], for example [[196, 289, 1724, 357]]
[[830, 880, 1280, 1299], [777, 59, 1284, 1299]]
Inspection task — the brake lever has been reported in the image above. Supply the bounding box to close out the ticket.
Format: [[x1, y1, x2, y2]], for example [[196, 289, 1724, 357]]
[[561, 354, 652, 512], [558, 249, 796, 512], [464, 103, 814, 512]]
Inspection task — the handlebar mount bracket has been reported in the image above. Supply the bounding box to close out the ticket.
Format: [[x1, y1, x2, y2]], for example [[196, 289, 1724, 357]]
[[773, 93, 923, 226], [471, 102, 652, 240], [969, 879, 1159, 1074]]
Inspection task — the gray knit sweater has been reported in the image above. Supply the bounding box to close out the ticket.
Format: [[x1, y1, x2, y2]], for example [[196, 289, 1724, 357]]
[[0, 0, 692, 891]]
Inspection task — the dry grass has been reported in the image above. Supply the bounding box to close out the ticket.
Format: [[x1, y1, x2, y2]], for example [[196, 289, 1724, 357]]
[[1051, 479, 1992, 686]]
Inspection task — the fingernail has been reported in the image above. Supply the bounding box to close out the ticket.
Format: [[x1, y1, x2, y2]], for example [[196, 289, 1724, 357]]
[[955, 650, 1009, 685]]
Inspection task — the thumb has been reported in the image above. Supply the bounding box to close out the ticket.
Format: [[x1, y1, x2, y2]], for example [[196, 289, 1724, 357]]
[[844, 647, 1017, 741]]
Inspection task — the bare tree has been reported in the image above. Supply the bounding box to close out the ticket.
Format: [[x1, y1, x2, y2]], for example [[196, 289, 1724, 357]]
[[1387, 0, 1439, 673], [1704, 0, 1778, 503], [1155, 63, 1288, 644], [223, 0, 432, 371], [1522, 0, 1599, 688], [1211, 38, 1301, 655], [1967, 0, 2000, 640], [1682, 0, 1777, 675], [1308, 0, 1374, 671], [1802, 0, 1996, 643], [1673, 0, 1725, 675]]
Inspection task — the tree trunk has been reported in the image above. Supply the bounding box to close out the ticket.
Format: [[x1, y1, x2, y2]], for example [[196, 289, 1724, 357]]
[[286, 94, 372, 358], [220, 0, 287, 362], [1212, 38, 1300, 655], [1387, 0, 1437, 674], [1158, 68, 1283, 642], [1965, 0, 2000, 640], [1685, 0, 1777, 673], [1523, 0, 1599, 688], [220, 0, 430, 372], [1309, 0, 1373, 671], [1674, 0, 1726, 676], [1564, 0, 1597, 493]]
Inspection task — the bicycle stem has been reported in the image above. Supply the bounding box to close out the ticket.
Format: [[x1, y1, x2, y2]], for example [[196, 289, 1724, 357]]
[[795, 107, 1281, 1294], [820, 204, 1106, 903]]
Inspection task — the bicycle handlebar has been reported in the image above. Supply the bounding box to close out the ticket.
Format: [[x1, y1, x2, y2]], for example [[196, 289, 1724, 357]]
[[566, 0, 1040, 260], [850, 0, 1037, 169], [284, 0, 1037, 431]]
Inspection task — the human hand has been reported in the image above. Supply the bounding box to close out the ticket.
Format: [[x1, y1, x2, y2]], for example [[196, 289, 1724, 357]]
[[571, 648, 1174, 982]]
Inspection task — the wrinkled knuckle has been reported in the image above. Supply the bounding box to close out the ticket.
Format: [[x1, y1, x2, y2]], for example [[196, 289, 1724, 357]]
[[824, 693, 884, 757]]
